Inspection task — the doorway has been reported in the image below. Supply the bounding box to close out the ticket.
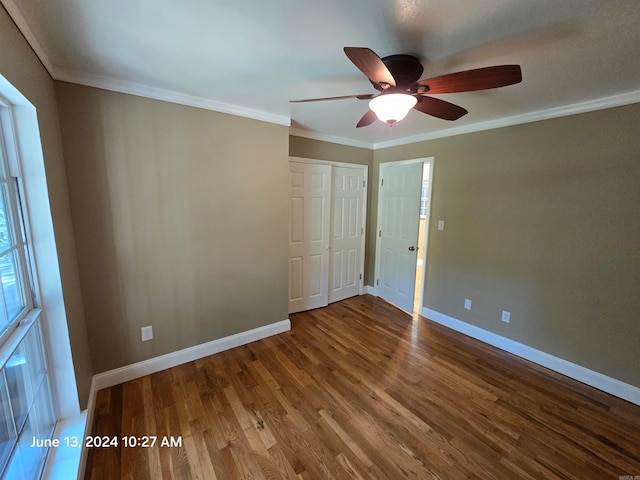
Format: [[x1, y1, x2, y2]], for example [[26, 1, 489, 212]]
[[414, 160, 432, 314], [375, 157, 433, 315]]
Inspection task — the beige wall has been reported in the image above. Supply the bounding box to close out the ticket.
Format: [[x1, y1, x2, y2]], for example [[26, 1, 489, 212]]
[[56, 83, 290, 373], [289, 135, 372, 166], [0, 6, 93, 407], [373, 103, 640, 387], [289, 135, 374, 283], [5, 0, 638, 398]]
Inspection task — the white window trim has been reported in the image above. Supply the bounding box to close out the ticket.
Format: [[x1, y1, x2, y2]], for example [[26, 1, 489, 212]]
[[0, 309, 41, 370], [0, 75, 80, 421]]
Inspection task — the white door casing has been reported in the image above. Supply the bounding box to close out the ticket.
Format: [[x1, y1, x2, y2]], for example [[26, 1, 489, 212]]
[[415, 158, 434, 314], [329, 166, 364, 303], [377, 162, 423, 313], [288, 162, 331, 313]]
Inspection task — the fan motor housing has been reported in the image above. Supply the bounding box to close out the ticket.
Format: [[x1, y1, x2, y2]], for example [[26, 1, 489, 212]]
[[371, 54, 424, 90]]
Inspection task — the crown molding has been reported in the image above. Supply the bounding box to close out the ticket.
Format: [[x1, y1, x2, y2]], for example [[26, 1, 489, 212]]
[[5, 0, 638, 144], [1, 0, 55, 75], [373, 90, 640, 149], [289, 127, 373, 149], [290, 90, 640, 150], [2, 0, 290, 127], [55, 68, 291, 126]]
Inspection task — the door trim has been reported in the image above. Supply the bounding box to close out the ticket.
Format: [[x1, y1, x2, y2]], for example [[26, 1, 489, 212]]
[[289, 157, 368, 296], [374, 157, 433, 309], [416, 158, 435, 314]]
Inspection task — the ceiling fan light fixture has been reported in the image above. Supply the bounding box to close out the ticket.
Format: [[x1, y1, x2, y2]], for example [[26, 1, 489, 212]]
[[369, 93, 417, 124]]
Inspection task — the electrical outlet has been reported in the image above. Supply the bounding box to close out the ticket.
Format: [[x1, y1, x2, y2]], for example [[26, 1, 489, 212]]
[[464, 299, 472, 310], [501, 311, 510, 323], [141, 325, 153, 341], [437, 220, 445, 231]]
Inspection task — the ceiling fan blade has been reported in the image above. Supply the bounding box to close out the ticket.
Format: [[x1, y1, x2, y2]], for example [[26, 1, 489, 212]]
[[414, 96, 468, 121], [290, 94, 374, 103], [418, 65, 522, 93], [344, 47, 396, 88], [356, 110, 378, 128]]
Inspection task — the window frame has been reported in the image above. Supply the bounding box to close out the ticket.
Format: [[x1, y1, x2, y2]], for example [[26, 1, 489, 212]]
[[0, 97, 55, 480], [0, 102, 34, 348], [0, 70, 83, 450]]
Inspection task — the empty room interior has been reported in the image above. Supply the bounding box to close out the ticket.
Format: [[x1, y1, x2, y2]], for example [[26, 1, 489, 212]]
[[0, 1, 639, 479]]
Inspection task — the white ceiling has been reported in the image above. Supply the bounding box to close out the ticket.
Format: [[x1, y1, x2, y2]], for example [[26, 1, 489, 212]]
[[4, 0, 640, 148]]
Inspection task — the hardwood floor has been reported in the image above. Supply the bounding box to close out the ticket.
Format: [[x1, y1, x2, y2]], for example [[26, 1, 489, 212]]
[[85, 295, 640, 479]]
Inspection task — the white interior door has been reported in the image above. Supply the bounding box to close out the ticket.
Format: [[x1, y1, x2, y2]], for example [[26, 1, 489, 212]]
[[377, 162, 423, 313], [329, 166, 364, 303], [288, 162, 331, 313]]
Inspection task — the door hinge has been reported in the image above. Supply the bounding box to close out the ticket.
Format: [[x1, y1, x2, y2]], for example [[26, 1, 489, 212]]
[[376, 279, 379, 286], [361, 227, 364, 235], [359, 273, 362, 280], [379, 230, 381, 237], [363, 180, 366, 188], [381, 178, 384, 186]]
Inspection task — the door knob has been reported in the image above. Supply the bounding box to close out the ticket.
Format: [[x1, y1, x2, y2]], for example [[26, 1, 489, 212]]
[[408, 246, 415, 251]]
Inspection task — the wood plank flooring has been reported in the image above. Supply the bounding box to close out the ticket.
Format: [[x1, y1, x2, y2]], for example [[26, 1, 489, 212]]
[[85, 295, 640, 479]]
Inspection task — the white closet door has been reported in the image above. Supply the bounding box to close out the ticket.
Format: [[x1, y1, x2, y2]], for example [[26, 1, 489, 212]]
[[288, 162, 331, 313], [329, 166, 364, 303], [377, 162, 422, 313]]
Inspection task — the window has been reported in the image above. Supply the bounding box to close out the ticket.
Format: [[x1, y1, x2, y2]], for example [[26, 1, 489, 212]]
[[0, 105, 55, 479], [419, 180, 429, 217], [0, 172, 28, 339]]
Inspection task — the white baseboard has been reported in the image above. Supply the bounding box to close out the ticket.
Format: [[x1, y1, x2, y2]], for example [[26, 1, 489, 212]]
[[78, 319, 289, 478], [92, 319, 291, 391], [364, 285, 378, 296], [423, 308, 639, 406]]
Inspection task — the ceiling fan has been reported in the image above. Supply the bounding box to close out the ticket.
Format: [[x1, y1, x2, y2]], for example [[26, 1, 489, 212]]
[[291, 47, 522, 128]]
